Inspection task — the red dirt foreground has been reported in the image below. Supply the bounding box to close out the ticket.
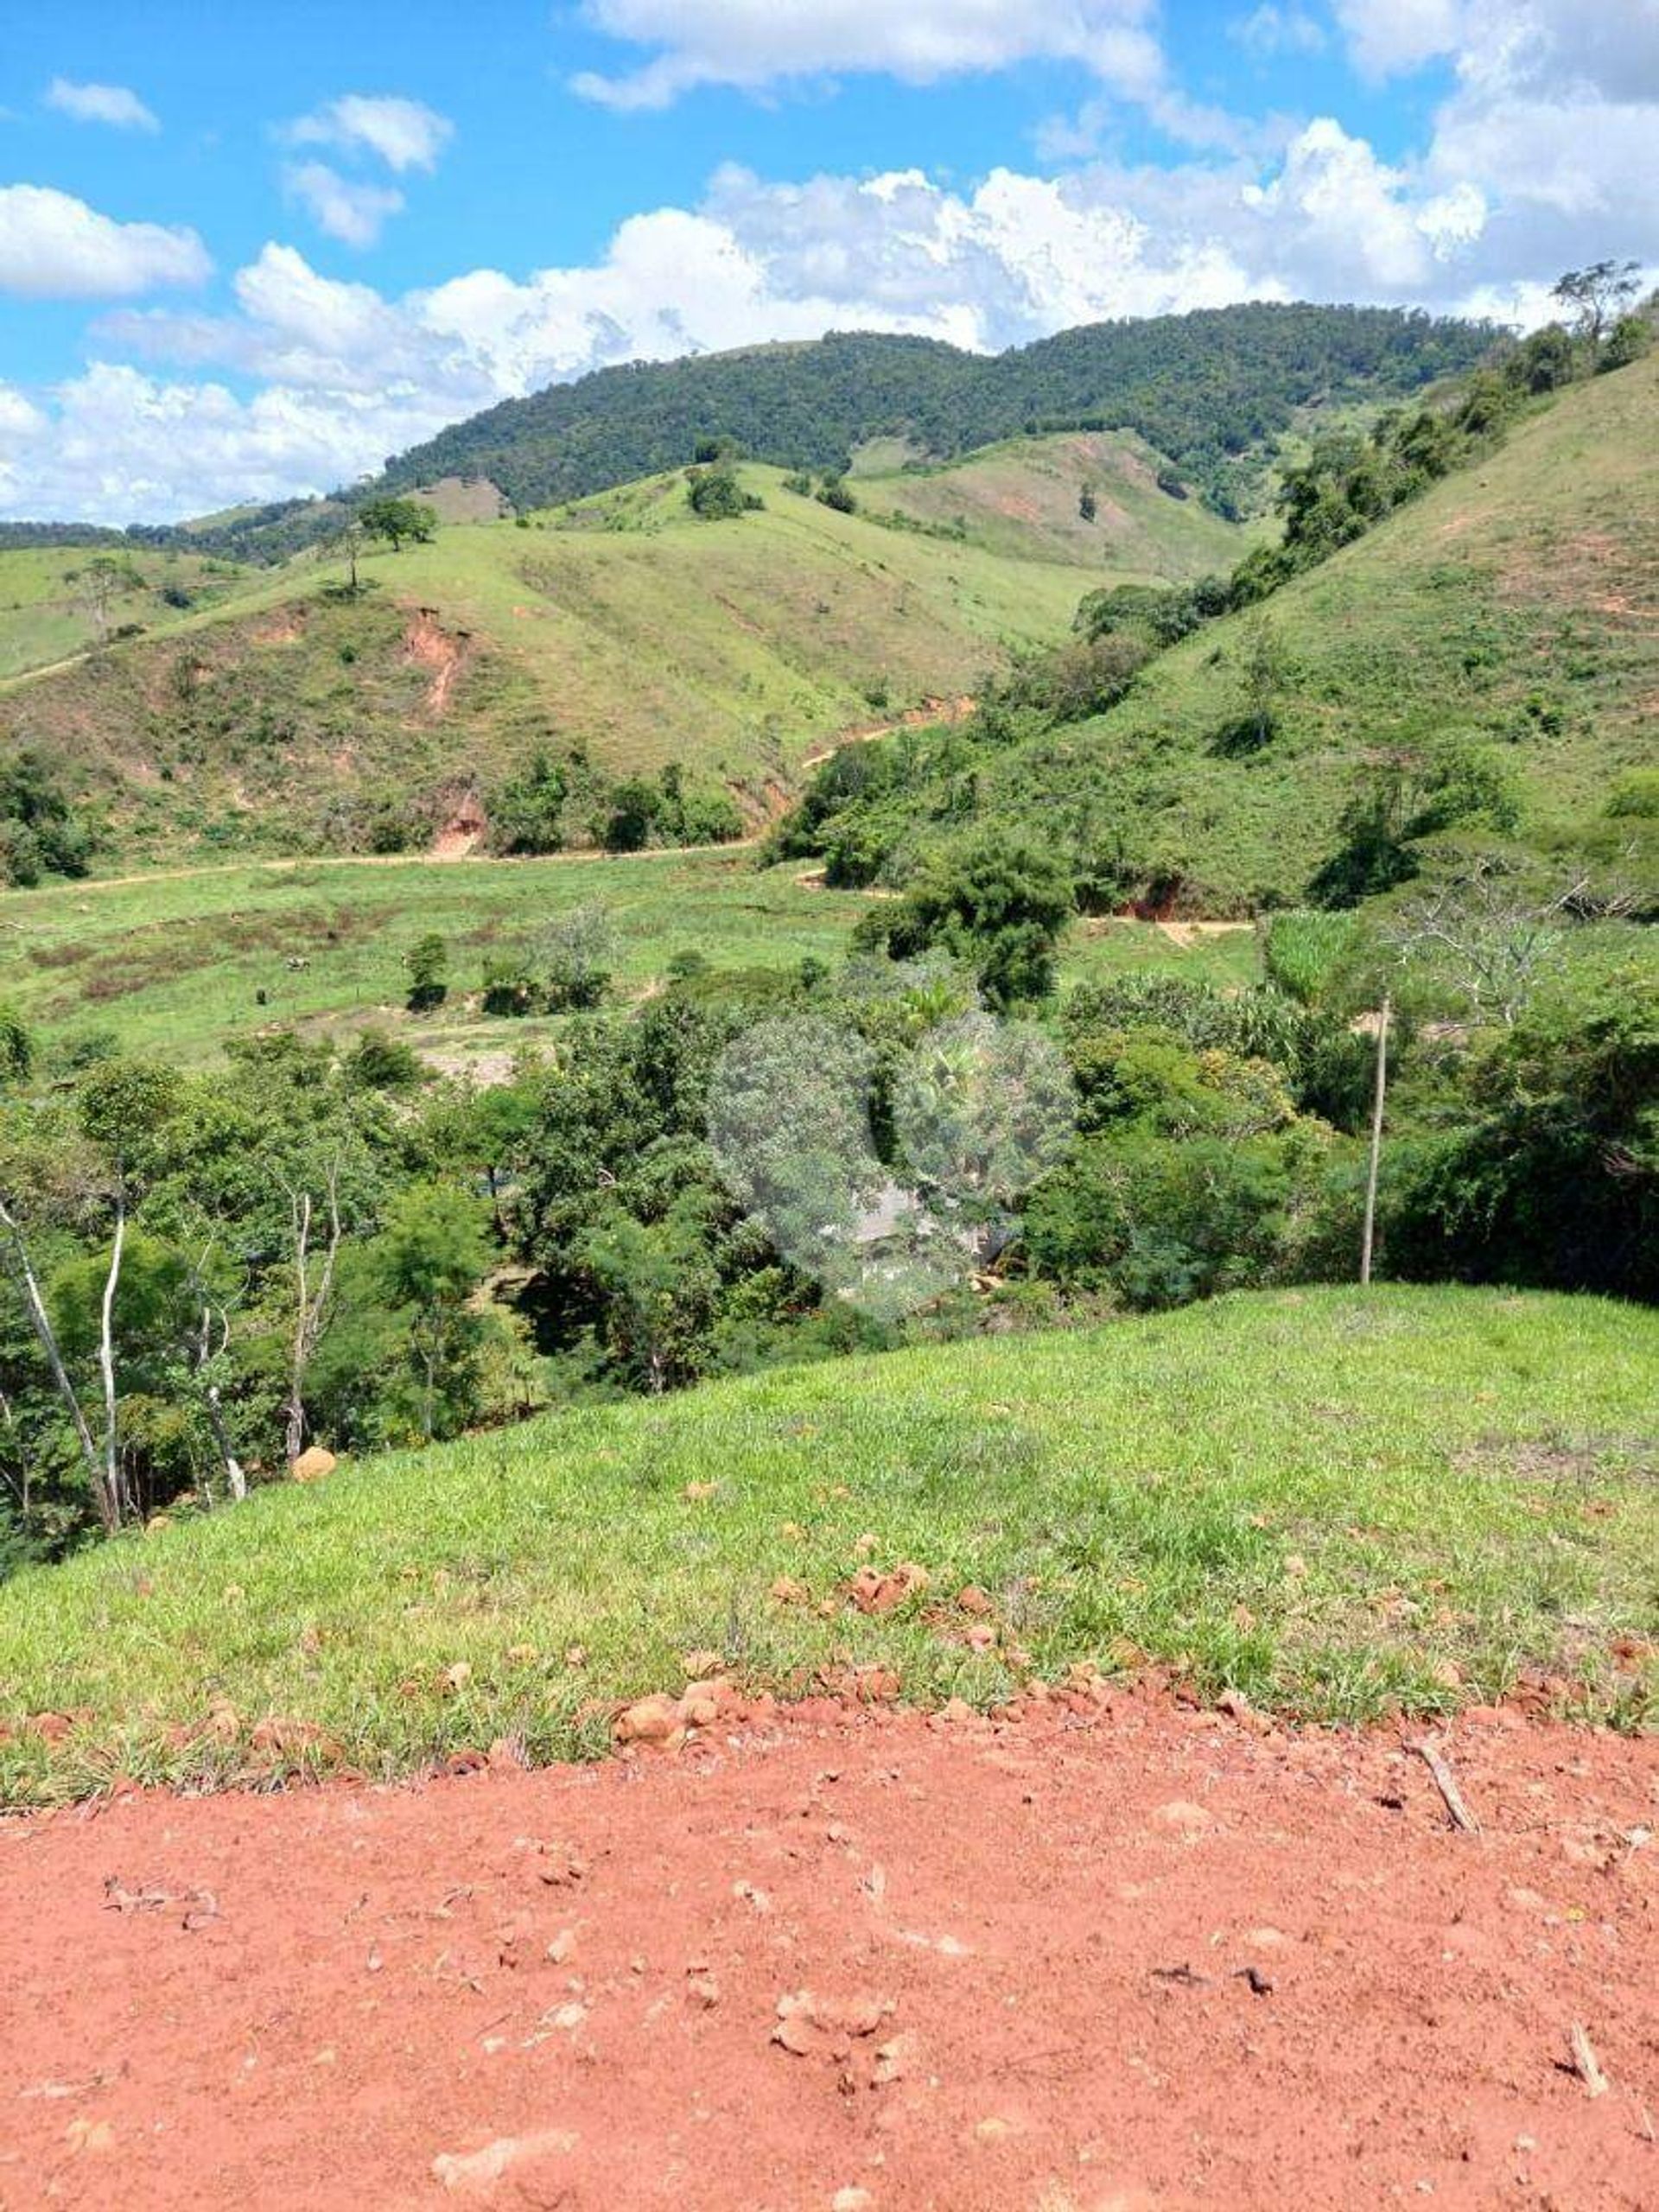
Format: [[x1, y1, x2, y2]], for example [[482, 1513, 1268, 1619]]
[[2, 1694, 1655, 2209]]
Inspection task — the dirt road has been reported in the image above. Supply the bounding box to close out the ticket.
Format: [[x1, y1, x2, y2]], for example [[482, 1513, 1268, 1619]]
[[1, 1697, 1653, 2209]]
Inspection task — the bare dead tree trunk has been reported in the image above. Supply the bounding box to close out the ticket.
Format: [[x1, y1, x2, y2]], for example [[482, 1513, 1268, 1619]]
[[0, 1193, 115, 1531], [194, 1302, 246, 1502], [284, 1189, 311, 1465], [206, 1383, 246, 1500], [98, 1190, 128, 1523], [282, 1165, 342, 1466], [1361, 992, 1391, 1288]]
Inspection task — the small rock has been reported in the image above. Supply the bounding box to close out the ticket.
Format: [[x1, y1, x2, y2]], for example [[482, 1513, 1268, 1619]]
[[432, 2132, 578, 2194], [614, 1694, 686, 1751], [1151, 1799, 1216, 1837], [957, 1586, 995, 1616], [290, 1446, 336, 1484]]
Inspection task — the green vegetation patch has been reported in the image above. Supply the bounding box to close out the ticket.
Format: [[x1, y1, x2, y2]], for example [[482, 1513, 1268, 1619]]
[[1, 1285, 1652, 1802]]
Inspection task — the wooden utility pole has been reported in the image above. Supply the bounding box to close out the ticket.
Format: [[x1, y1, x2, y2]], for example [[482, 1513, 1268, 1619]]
[[1360, 991, 1391, 1287]]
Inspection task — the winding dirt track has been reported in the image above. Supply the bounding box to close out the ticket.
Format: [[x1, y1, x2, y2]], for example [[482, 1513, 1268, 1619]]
[[2, 1696, 1655, 2209]]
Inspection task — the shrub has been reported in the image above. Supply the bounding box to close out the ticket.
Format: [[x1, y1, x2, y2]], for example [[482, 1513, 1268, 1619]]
[[1605, 769, 1659, 820], [1264, 911, 1363, 1004]]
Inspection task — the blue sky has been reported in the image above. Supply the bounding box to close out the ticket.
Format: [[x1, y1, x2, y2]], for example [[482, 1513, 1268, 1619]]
[[2, 2, 1655, 520]]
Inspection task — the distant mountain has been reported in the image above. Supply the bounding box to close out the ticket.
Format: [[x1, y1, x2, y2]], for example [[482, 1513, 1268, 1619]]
[[380, 303, 1496, 523]]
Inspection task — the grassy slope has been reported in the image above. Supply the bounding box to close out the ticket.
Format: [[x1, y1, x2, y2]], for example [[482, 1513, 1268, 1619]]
[[914, 354, 1659, 906], [0, 544, 257, 682], [1, 444, 1247, 867], [1, 1284, 1652, 1800], [848, 429, 1247, 575], [0, 854, 1254, 1065]]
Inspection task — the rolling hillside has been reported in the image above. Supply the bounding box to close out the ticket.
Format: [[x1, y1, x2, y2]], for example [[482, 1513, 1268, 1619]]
[[0, 442, 1245, 868], [785, 348, 1659, 910], [380, 304, 1493, 522]]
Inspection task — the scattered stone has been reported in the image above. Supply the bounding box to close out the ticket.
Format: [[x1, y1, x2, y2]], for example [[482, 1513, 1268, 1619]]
[[534, 1841, 588, 1888], [432, 2132, 578, 2194], [957, 1586, 995, 1616], [1151, 1800, 1216, 1837], [614, 1694, 686, 1751]]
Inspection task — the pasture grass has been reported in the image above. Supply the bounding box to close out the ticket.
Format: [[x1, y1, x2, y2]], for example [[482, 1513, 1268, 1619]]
[[1, 1285, 1652, 1802], [0, 853, 1260, 1063]]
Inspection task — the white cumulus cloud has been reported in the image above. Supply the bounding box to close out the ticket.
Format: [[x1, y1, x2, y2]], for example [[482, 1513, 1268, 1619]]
[[286, 93, 454, 173], [1231, 6, 1327, 60], [571, 0, 1170, 110], [0, 185, 211, 299], [43, 79, 160, 132], [283, 162, 406, 247]]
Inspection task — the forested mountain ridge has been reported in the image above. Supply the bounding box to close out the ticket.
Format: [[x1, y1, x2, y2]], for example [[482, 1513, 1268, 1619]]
[[380, 302, 1494, 522]]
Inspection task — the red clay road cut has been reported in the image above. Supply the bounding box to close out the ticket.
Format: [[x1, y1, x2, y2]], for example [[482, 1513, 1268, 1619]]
[[1, 1696, 1655, 2209]]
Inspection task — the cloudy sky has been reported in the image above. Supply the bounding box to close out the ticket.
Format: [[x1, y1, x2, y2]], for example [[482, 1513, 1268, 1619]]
[[2, 0, 1655, 522]]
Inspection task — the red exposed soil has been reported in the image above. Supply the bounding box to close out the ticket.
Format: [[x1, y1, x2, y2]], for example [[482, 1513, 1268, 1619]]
[[404, 607, 468, 715], [431, 792, 489, 861], [1, 1700, 1654, 2209]]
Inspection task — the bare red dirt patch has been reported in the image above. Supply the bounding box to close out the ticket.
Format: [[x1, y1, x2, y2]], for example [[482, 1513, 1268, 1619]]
[[1, 1701, 1654, 2209], [404, 607, 469, 715]]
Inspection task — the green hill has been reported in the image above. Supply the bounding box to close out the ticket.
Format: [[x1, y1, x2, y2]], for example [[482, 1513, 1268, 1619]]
[[0, 443, 1244, 870], [783, 349, 1659, 911], [0, 1284, 1652, 1800], [380, 304, 1492, 524]]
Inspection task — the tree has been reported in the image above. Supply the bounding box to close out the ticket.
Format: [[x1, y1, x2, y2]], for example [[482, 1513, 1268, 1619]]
[[492, 751, 569, 855], [359, 495, 437, 550], [405, 933, 449, 1013], [1382, 855, 1627, 1029], [331, 516, 366, 595], [369, 1182, 491, 1441], [280, 1158, 343, 1466], [75, 1060, 184, 1526], [1236, 613, 1287, 752], [1599, 313, 1653, 373], [601, 777, 659, 853], [535, 904, 617, 1011], [870, 835, 1077, 1008], [1551, 261, 1641, 349], [686, 462, 760, 520], [73, 556, 129, 647], [1077, 480, 1098, 523]]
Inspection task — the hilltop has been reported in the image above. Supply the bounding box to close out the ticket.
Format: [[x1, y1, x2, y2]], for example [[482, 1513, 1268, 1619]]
[[782, 346, 1659, 910], [380, 303, 1492, 524], [0, 440, 1244, 869]]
